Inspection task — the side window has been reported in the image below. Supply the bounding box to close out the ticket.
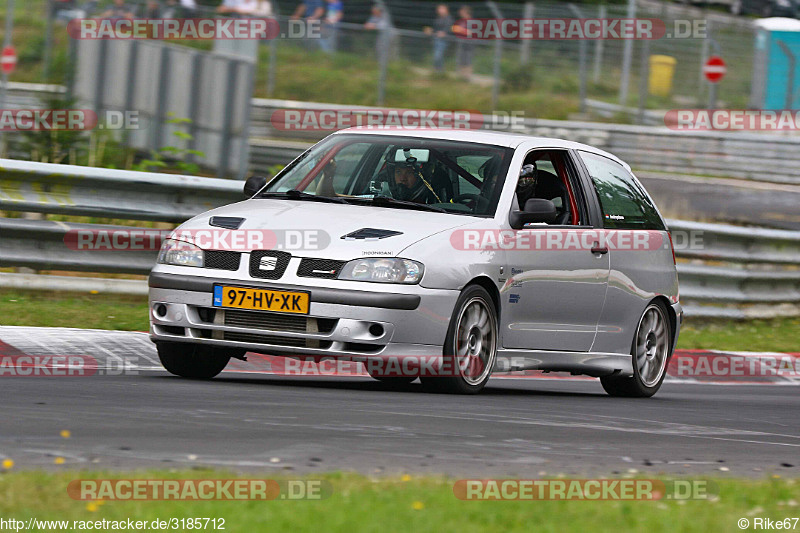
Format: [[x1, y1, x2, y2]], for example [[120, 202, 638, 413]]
[[325, 142, 372, 194], [579, 151, 665, 230], [516, 150, 581, 225]]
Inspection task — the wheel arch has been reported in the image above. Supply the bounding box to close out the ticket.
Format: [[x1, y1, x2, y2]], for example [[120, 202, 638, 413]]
[[463, 276, 502, 322], [649, 295, 677, 355]]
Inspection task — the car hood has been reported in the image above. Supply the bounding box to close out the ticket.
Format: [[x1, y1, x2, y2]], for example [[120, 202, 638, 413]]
[[176, 199, 477, 260]]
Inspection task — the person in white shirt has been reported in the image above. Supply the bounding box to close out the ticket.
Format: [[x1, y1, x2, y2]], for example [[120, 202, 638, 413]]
[[234, 0, 273, 16]]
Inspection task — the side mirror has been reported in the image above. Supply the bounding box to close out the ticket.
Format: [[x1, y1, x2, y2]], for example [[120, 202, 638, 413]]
[[509, 198, 557, 229], [244, 175, 268, 198]]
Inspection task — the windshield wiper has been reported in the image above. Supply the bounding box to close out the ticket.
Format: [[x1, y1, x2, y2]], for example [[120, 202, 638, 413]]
[[345, 195, 447, 213], [258, 189, 349, 204]]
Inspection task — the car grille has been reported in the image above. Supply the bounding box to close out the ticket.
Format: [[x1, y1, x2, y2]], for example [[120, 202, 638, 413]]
[[204, 251, 241, 271], [297, 258, 346, 279], [249, 250, 291, 279], [224, 309, 336, 334], [222, 331, 333, 349]]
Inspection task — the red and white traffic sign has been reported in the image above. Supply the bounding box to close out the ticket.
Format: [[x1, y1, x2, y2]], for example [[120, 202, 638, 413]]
[[703, 55, 726, 84], [1, 46, 17, 75]]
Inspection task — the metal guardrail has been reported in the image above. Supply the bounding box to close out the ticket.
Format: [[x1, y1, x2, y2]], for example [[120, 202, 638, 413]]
[[2, 159, 800, 318], [0, 158, 241, 222], [6, 85, 800, 184], [246, 98, 800, 185], [666, 219, 800, 265], [0, 218, 158, 274]]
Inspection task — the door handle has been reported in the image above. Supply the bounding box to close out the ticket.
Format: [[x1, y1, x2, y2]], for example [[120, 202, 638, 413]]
[[591, 242, 609, 255]]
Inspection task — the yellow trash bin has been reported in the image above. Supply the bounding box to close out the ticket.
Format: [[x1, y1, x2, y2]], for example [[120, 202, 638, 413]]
[[648, 55, 677, 97]]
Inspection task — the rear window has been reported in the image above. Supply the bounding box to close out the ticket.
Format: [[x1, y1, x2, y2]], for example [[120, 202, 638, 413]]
[[579, 151, 665, 230]]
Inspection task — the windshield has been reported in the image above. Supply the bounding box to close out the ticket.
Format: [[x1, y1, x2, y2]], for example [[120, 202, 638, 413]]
[[260, 134, 514, 216]]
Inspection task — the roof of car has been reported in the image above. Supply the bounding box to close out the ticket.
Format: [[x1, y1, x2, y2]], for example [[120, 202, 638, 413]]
[[333, 127, 629, 168]]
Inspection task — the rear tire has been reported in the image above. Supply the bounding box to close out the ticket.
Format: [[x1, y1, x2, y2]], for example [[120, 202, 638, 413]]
[[157, 342, 235, 379], [601, 301, 672, 398], [421, 285, 498, 394]]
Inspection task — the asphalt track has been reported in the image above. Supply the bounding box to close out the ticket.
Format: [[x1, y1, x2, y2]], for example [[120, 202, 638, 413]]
[[637, 172, 800, 231], [1, 327, 798, 477]]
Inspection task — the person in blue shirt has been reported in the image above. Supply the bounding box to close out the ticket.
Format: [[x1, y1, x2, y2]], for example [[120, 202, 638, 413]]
[[320, 0, 344, 53], [291, 0, 325, 20], [425, 4, 453, 72]]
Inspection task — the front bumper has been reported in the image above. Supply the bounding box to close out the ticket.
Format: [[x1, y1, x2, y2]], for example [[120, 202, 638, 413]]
[[671, 301, 683, 355], [148, 271, 459, 361]]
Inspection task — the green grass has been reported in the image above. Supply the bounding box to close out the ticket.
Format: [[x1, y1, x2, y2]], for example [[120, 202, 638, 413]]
[[254, 43, 582, 120], [678, 317, 800, 353], [0, 290, 149, 331], [1, 290, 799, 353], [0, 470, 798, 532]]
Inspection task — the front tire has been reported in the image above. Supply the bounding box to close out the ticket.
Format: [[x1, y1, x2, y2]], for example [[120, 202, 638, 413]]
[[157, 342, 234, 379], [601, 302, 672, 398], [421, 285, 498, 394]]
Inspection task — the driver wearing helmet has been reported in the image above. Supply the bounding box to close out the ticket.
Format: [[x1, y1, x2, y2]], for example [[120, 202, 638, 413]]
[[387, 155, 441, 204]]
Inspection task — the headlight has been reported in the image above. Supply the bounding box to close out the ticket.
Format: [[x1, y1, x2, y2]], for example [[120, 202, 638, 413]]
[[157, 238, 204, 267], [339, 258, 424, 284]]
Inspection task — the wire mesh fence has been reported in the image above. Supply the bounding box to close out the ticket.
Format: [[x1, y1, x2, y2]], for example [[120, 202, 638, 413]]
[[4, 0, 764, 125]]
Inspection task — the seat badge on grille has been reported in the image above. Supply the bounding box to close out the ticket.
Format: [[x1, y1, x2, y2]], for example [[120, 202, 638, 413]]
[[312, 269, 336, 275], [259, 255, 278, 271]]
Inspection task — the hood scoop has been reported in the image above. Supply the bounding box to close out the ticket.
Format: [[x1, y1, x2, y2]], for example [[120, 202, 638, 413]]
[[341, 228, 403, 241], [209, 216, 245, 230]]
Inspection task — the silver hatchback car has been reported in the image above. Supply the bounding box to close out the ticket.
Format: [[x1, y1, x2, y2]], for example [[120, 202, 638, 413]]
[[149, 129, 681, 397]]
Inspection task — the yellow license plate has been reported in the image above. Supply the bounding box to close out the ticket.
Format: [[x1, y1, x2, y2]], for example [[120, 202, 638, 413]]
[[213, 285, 310, 314]]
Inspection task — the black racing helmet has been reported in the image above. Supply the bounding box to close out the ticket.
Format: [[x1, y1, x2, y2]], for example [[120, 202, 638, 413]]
[[386, 148, 428, 199], [516, 162, 538, 207]]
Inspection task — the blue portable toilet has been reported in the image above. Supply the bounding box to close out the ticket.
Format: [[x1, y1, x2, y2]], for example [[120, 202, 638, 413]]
[[751, 18, 800, 109]]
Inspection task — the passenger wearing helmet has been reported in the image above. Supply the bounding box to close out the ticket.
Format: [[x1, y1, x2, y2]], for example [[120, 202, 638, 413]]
[[516, 162, 538, 209]]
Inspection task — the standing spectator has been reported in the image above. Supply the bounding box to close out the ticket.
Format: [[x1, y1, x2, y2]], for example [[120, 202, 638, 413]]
[[364, 4, 390, 61], [145, 0, 162, 18], [364, 4, 387, 31], [320, 0, 343, 53], [425, 4, 453, 73], [166, 0, 197, 18], [291, 1, 324, 49], [291, 0, 324, 20], [452, 5, 474, 79], [217, 0, 244, 15], [233, 0, 273, 16], [254, 0, 273, 16]]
